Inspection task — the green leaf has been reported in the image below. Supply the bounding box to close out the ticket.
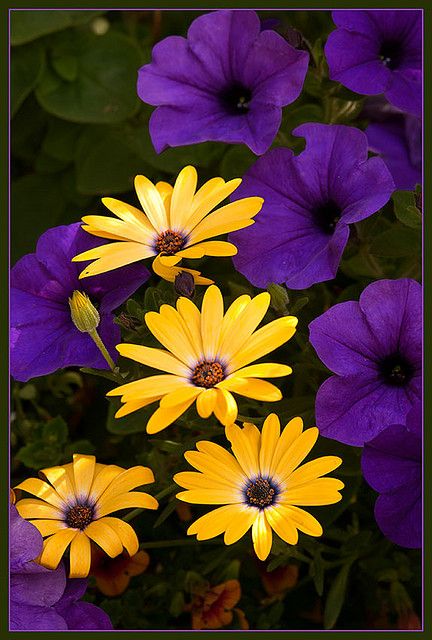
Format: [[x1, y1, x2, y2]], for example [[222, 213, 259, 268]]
[[369, 225, 421, 258], [42, 416, 69, 446], [220, 145, 257, 180], [153, 498, 178, 528], [392, 190, 422, 230], [323, 561, 353, 629], [11, 41, 45, 116], [16, 442, 63, 469], [310, 550, 325, 596], [51, 54, 78, 82], [10, 10, 104, 45], [106, 400, 153, 435], [36, 30, 141, 123], [42, 118, 83, 162], [64, 439, 96, 457], [75, 125, 152, 194]]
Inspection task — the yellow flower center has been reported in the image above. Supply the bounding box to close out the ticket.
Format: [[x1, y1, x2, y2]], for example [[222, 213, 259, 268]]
[[246, 477, 276, 508], [155, 230, 185, 255], [65, 504, 94, 530], [191, 361, 225, 388]]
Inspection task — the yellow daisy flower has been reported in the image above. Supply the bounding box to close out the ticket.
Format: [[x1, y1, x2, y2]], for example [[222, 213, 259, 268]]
[[71, 166, 263, 281], [14, 454, 158, 578], [174, 414, 344, 561], [107, 285, 298, 433]]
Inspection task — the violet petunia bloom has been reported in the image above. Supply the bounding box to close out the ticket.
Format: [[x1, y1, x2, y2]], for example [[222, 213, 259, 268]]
[[325, 10, 422, 117], [137, 10, 309, 155], [362, 402, 422, 548], [366, 115, 422, 191], [10, 504, 112, 630], [10, 223, 149, 382], [309, 279, 422, 447], [229, 123, 395, 290]]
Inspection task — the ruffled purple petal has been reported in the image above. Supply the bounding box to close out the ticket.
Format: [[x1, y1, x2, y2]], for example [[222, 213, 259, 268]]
[[374, 483, 421, 548], [55, 600, 113, 630], [11, 563, 66, 608], [9, 504, 42, 571], [385, 69, 422, 117], [315, 373, 415, 446], [10, 603, 68, 631]]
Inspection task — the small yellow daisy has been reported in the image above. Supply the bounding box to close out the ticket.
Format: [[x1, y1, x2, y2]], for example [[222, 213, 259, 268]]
[[174, 414, 344, 561], [107, 285, 297, 433], [72, 166, 263, 281], [15, 454, 158, 578]]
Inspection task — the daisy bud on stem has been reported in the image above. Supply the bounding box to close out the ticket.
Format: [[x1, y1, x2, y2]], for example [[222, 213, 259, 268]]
[[69, 290, 116, 371]]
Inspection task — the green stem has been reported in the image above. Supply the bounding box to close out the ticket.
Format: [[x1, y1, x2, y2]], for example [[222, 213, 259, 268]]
[[88, 329, 116, 371]]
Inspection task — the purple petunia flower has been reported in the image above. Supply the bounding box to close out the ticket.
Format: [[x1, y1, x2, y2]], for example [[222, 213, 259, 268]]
[[366, 114, 422, 191], [137, 10, 309, 155], [229, 123, 395, 290], [309, 278, 422, 447], [10, 503, 112, 630], [10, 223, 149, 382], [325, 10, 422, 117], [362, 401, 422, 548]]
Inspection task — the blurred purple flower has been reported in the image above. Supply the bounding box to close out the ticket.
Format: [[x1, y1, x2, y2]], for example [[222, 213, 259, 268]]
[[366, 115, 422, 191], [137, 10, 309, 155], [362, 402, 422, 548], [325, 10, 422, 117], [10, 223, 149, 382], [309, 279, 422, 447], [10, 503, 112, 630], [229, 123, 394, 289]]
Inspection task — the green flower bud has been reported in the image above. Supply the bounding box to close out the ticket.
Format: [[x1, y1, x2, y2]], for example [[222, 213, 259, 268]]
[[68, 291, 100, 333]]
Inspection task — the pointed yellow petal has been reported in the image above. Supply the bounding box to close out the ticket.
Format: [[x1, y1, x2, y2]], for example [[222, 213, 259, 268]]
[[186, 178, 241, 231], [107, 375, 186, 401], [72, 454, 96, 502], [16, 498, 63, 520], [39, 529, 77, 570], [264, 505, 299, 545], [159, 304, 201, 361], [152, 254, 213, 285], [259, 414, 281, 477], [135, 174, 168, 233], [81, 215, 153, 244], [196, 388, 218, 418], [270, 417, 304, 477], [146, 395, 198, 434], [176, 488, 241, 504], [85, 519, 123, 557], [284, 505, 323, 537], [69, 531, 91, 578], [14, 478, 64, 509], [174, 471, 237, 491], [178, 241, 237, 259], [232, 363, 292, 379], [230, 316, 298, 371], [97, 467, 154, 505], [39, 464, 75, 504], [213, 388, 238, 426], [220, 377, 282, 402], [225, 423, 260, 478], [145, 310, 198, 365], [77, 243, 153, 278], [116, 344, 188, 376], [252, 510, 273, 561], [155, 181, 173, 210], [201, 285, 224, 360], [176, 297, 204, 357], [218, 295, 251, 354], [195, 442, 246, 482], [30, 519, 66, 537], [159, 386, 201, 409], [283, 478, 344, 506], [97, 491, 158, 517], [287, 456, 343, 489], [102, 196, 154, 233], [187, 504, 240, 540], [170, 165, 198, 229], [274, 427, 319, 482], [73, 241, 153, 262], [188, 197, 263, 245], [115, 398, 160, 418], [224, 506, 257, 545], [99, 516, 139, 556], [81, 224, 132, 242], [89, 465, 124, 503], [218, 293, 270, 363]]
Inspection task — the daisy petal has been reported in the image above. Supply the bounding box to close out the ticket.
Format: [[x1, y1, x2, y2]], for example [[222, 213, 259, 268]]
[[189, 197, 263, 245], [170, 165, 198, 229], [224, 506, 257, 545], [72, 454, 96, 503], [259, 414, 281, 477], [116, 344, 188, 376], [225, 423, 260, 478], [264, 505, 299, 545], [16, 498, 63, 520], [176, 488, 242, 504], [39, 529, 77, 570], [187, 505, 240, 540], [252, 510, 273, 561], [97, 491, 159, 517], [284, 505, 323, 537], [85, 519, 123, 557], [274, 427, 319, 481], [77, 243, 153, 278], [287, 456, 343, 489], [107, 375, 186, 401], [270, 417, 304, 476], [14, 478, 65, 509], [99, 517, 140, 556], [196, 388, 218, 418], [102, 197, 153, 231], [30, 519, 66, 536], [232, 363, 292, 378], [69, 531, 91, 578], [283, 478, 344, 506], [98, 467, 154, 503], [179, 241, 237, 259], [90, 465, 124, 504], [213, 388, 238, 426], [176, 297, 203, 356], [186, 178, 241, 231], [218, 292, 270, 362], [159, 386, 201, 409], [115, 398, 160, 418], [146, 394, 199, 434], [39, 464, 76, 503], [201, 285, 224, 359], [135, 175, 168, 233], [220, 377, 282, 402], [230, 316, 298, 371]]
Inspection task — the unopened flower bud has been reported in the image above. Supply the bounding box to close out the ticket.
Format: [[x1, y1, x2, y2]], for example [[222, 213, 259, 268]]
[[69, 291, 100, 333], [174, 271, 195, 299]]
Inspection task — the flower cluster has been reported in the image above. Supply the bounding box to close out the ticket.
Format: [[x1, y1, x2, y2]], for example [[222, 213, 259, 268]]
[[10, 7, 422, 632]]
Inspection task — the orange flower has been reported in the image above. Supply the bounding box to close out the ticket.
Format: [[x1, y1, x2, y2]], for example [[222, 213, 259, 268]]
[[189, 579, 247, 630], [258, 561, 299, 596], [90, 546, 150, 597]]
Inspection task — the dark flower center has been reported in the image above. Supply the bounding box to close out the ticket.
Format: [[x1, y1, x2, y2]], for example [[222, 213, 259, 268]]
[[245, 477, 277, 508], [312, 200, 342, 234], [65, 504, 94, 530], [220, 84, 252, 115], [379, 40, 402, 70], [155, 230, 186, 255], [379, 353, 414, 387], [191, 361, 225, 388]]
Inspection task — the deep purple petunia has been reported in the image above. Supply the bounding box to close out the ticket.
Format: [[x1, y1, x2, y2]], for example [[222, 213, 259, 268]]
[[325, 10, 422, 117], [309, 278, 422, 447], [229, 123, 395, 290], [362, 401, 422, 548], [10, 503, 112, 630], [10, 223, 149, 382], [366, 114, 422, 191], [137, 9, 309, 155]]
